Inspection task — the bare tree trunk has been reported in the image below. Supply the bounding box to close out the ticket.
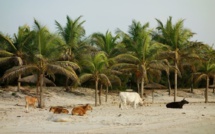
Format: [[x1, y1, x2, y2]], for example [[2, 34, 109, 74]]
[[36, 74, 40, 96], [39, 74, 45, 108], [99, 84, 102, 105], [17, 57, 23, 92], [190, 73, 194, 93], [65, 77, 70, 92], [167, 73, 171, 96], [95, 78, 98, 106], [17, 74, 21, 92], [137, 80, 140, 94], [174, 50, 178, 102], [213, 75, 215, 85], [105, 86, 108, 102], [140, 78, 144, 98], [205, 76, 209, 103], [213, 75, 215, 93]]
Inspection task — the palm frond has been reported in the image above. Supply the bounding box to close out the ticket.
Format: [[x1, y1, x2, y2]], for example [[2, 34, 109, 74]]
[[194, 73, 207, 83], [114, 53, 139, 63], [0, 33, 17, 51], [1, 65, 38, 81], [108, 74, 121, 86], [0, 50, 14, 57], [79, 73, 93, 84], [47, 64, 79, 83], [54, 61, 80, 70], [55, 20, 64, 36], [99, 73, 111, 86], [0, 57, 13, 65], [111, 63, 137, 71]]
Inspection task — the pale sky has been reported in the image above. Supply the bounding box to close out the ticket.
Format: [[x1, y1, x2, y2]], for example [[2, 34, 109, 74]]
[[0, 0, 214, 45]]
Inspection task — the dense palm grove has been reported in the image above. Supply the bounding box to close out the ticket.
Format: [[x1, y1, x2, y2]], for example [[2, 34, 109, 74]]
[[1, 16, 215, 106]]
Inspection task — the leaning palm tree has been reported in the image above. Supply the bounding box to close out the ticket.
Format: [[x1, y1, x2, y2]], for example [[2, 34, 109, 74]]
[[0, 25, 31, 91], [195, 43, 215, 86], [178, 41, 205, 93], [153, 16, 194, 101], [55, 15, 86, 91], [194, 60, 215, 103], [2, 20, 80, 108], [79, 52, 111, 106]]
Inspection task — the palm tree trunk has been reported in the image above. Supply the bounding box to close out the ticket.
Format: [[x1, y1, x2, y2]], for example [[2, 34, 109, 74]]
[[174, 50, 178, 102], [105, 86, 108, 102], [213, 75, 215, 85], [17, 74, 21, 92], [39, 74, 44, 108], [174, 64, 177, 102], [213, 75, 215, 93], [205, 76, 209, 103], [65, 77, 70, 92], [36, 75, 40, 95], [190, 73, 194, 93], [95, 78, 98, 106], [167, 73, 171, 96], [137, 80, 140, 94], [17, 57, 23, 92], [99, 84, 102, 105], [140, 77, 144, 98]]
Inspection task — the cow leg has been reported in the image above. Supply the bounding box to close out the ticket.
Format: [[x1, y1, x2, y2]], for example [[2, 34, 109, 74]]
[[133, 102, 137, 109], [25, 104, 29, 112], [124, 100, 128, 109], [120, 101, 127, 109], [120, 102, 123, 109], [120, 98, 125, 109], [33, 104, 36, 109], [79, 111, 84, 116]]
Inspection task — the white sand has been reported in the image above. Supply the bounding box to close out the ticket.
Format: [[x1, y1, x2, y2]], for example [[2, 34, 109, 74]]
[[0, 86, 215, 134]]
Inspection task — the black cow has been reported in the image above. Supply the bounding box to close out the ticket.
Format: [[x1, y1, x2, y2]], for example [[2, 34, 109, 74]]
[[166, 98, 189, 109]]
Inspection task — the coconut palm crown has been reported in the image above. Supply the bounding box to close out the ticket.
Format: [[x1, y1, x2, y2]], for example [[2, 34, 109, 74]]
[[153, 16, 194, 101], [1, 19, 80, 108], [79, 52, 111, 106]]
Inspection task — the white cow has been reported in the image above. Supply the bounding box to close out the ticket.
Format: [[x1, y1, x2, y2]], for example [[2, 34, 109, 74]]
[[119, 92, 143, 109]]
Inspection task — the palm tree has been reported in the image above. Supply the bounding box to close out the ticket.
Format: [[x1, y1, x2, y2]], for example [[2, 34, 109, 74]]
[[194, 60, 215, 103], [153, 16, 194, 101], [2, 19, 80, 108], [91, 31, 122, 100], [0, 25, 31, 91], [180, 41, 205, 93], [91, 31, 122, 57], [55, 15, 86, 91], [115, 20, 170, 98], [196, 43, 215, 87], [79, 52, 111, 106], [55, 15, 86, 61]]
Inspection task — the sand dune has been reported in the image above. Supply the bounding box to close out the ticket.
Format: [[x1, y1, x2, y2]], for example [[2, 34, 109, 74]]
[[0, 86, 215, 134]]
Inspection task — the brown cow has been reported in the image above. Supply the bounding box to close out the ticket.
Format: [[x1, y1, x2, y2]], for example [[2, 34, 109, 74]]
[[72, 104, 93, 116], [49, 106, 69, 114], [25, 96, 38, 112]]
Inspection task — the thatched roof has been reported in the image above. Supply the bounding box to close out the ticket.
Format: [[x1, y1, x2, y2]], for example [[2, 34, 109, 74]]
[[209, 85, 215, 88], [144, 83, 167, 89], [19, 75, 56, 86]]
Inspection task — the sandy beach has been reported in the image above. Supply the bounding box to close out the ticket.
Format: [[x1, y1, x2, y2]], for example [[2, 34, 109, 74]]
[[0, 86, 215, 134]]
